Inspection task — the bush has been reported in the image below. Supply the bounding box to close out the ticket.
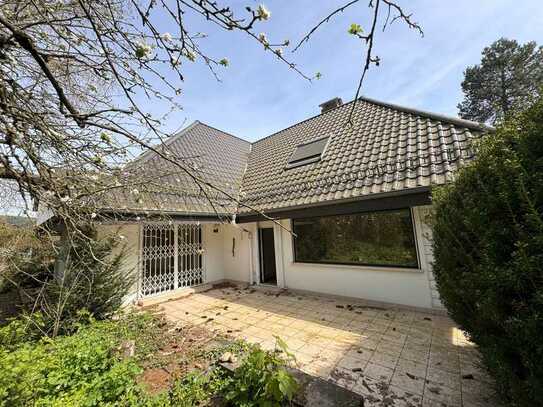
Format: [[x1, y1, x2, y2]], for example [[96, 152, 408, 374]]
[[0, 221, 54, 294], [0, 313, 154, 406], [1, 224, 134, 336], [46, 226, 134, 332], [224, 337, 298, 406], [0, 312, 299, 407], [432, 97, 543, 406]]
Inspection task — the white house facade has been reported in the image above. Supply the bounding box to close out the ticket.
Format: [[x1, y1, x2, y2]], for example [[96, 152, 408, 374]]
[[92, 97, 491, 313]]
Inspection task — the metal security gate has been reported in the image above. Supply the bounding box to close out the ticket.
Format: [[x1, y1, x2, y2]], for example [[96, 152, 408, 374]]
[[141, 223, 204, 297]]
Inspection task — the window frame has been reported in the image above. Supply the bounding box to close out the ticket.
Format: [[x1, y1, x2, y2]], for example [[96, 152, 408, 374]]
[[291, 207, 420, 270]]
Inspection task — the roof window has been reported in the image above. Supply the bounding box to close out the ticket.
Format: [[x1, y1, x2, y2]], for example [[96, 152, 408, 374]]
[[286, 136, 329, 169]]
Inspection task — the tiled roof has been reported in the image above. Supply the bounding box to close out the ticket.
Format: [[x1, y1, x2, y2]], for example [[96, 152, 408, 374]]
[[239, 97, 491, 213], [100, 121, 251, 216], [104, 97, 491, 217]]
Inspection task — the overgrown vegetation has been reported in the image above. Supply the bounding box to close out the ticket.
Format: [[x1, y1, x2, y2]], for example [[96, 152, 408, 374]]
[[432, 96, 543, 406], [225, 336, 298, 406], [0, 223, 133, 337], [0, 311, 298, 406], [0, 312, 156, 406]]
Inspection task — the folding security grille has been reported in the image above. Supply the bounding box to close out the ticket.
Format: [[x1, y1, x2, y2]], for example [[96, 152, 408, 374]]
[[178, 224, 204, 288], [141, 223, 204, 297]]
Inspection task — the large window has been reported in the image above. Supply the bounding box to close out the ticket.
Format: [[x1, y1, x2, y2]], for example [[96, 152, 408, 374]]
[[292, 209, 418, 268]]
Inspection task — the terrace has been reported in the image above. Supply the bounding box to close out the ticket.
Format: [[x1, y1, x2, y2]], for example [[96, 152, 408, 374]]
[[156, 285, 501, 407]]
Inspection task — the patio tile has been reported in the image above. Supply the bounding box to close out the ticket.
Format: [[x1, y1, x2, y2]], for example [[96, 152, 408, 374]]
[[426, 367, 461, 390], [423, 382, 462, 407], [400, 348, 429, 364], [344, 346, 372, 360], [460, 361, 494, 385], [156, 286, 499, 407], [290, 330, 318, 342], [368, 350, 399, 369], [350, 375, 389, 405], [328, 366, 358, 390], [300, 360, 335, 377], [383, 385, 424, 406], [390, 369, 425, 395], [461, 384, 503, 407], [428, 353, 460, 373], [422, 396, 460, 407], [376, 340, 404, 357], [281, 337, 306, 351], [336, 354, 369, 371], [363, 362, 394, 382], [397, 359, 428, 379], [297, 343, 326, 356]]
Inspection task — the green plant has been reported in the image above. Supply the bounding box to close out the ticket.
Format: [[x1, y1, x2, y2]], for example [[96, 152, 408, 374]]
[[168, 369, 232, 407], [2, 224, 135, 337], [0, 314, 149, 406], [45, 225, 135, 335], [432, 96, 543, 406], [0, 312, 45, 349], [224, 337, 298, 407], [0, 221, 55, 294]]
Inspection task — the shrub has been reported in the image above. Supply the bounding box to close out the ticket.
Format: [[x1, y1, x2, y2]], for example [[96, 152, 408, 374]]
[[45, 226, 134, 333], [0, 221, 55, 294], [224, 337, 298, 406], [432, 97, 543, 406], [1, 224, 134, 336], [0, 311, 299, 406]]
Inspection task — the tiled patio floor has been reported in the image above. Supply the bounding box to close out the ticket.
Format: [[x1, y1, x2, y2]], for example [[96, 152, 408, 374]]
[[158, 286, 501, 407]]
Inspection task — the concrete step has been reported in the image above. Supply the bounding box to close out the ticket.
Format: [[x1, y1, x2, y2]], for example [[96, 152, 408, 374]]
[[138, 283, 213, 307]]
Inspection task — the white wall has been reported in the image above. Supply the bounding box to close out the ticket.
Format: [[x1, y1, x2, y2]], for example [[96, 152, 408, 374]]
[[413, 206, 445, 310], [202, 222, 253, 284], [221, 224, 253, 283], [263, 206, 439, 310], [96, 211, 443, 311], [97, 223, 140, 303], [202, 223, 225, 283]]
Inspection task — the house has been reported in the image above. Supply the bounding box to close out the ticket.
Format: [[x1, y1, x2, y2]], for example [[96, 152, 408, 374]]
[[96, 96, 492, 312]]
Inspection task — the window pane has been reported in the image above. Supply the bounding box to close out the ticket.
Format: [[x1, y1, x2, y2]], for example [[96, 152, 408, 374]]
[[293, 209, 418, 268]]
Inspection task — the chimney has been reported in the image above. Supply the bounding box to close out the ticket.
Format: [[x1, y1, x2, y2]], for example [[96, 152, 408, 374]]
[[319, 97, 343, 113]]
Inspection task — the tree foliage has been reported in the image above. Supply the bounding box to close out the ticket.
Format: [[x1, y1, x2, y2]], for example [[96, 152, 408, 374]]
[[458, 38, 543, 125], [432, 97, 543, 406]]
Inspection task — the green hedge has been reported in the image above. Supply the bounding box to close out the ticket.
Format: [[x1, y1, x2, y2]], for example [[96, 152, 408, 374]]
[[432, 97, 543, 406]]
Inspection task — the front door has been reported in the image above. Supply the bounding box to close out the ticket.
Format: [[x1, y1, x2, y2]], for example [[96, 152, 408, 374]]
[[259, 228, 277, 285]]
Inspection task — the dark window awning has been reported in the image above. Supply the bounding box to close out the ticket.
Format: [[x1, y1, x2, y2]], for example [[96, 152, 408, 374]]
[[237, 187, 431, 223]]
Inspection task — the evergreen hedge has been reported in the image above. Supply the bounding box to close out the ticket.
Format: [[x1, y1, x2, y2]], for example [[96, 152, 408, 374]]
[[432, 97, 543, 406]]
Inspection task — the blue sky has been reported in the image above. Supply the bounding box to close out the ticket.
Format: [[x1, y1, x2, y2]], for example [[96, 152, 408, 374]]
[[2, 1, 542, 217], [154, 0, 543, 141]]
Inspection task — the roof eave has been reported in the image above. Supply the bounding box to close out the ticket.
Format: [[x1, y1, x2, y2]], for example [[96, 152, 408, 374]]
[[236, 186, 432, 223]]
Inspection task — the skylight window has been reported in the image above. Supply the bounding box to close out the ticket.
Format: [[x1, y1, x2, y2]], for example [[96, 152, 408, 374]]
[[286, 136, 330, 169]]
